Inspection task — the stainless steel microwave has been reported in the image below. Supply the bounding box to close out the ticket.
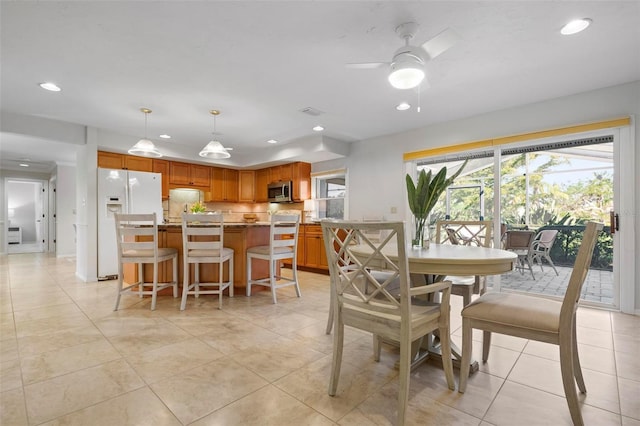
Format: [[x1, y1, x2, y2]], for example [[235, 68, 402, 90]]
[[268, 181, 293, 203]]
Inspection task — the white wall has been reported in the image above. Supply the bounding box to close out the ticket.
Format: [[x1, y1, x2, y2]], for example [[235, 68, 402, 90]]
[[314, 80, 640, 312], [55, 164, 77, 257]]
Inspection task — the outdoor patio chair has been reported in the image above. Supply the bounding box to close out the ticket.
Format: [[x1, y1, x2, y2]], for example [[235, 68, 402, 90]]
[[503, 229, 537, 279], [532, 229, 560, 276]]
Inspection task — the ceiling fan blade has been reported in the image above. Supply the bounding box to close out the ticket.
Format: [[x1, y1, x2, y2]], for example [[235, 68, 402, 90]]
[[421, 28, 460, 60], [345, 62, 387, 69]]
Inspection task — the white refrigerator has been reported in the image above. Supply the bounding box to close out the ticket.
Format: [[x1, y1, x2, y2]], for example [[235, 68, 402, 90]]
[[97, 168, 163, 280]]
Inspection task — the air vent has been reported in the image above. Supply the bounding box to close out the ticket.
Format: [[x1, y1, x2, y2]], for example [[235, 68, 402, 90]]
[[299, 107, 325, 116]]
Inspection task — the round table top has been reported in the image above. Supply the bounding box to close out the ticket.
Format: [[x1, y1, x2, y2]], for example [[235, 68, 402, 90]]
[[350, 243, 517, 276]]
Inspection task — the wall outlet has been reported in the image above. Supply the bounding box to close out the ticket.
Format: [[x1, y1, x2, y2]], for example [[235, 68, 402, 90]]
[[390, 206, 397, 214]]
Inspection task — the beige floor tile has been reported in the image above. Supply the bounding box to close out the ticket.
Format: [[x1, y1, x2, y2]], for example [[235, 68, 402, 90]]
[[0, 357, 23, 392], [616, 350, 640, 382], [412, 364, 503, 419], [17, 325, 105, 357], [126, 337, 224, 384], [614, 331, 640, 355], [191, 384, 336, 426], [23, 359, 145, 424], [577, 325, 614, 349], [576, 307, 612, 332], [95, 317, 191, 355], [619, 377, 640, 420], [274, 355, 395, 422], [623, 416, 640, 426], [12, 302, 83, 324], [0, 313, 17, 340], [611, 312, 640, 336], [150, 358, 268, 424], [524, 340, 617, 375], [14, 312, 94, 339], [1, 337, 19, 362], [20, 339, 121, 385], [355, 380, 481, 426], [234, 336, 326, 382], [338, 408, 378, 425], [38, 387, 181, 426], [198, 319, 295, 355], [453, 334, 521, 379], [0, 387, 28, 426]]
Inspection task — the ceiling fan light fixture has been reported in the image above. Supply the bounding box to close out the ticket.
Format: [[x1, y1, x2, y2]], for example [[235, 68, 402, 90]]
[[388, 49, 425, 89], [199, 140, 231, 159], [128, 108, 163, 158]]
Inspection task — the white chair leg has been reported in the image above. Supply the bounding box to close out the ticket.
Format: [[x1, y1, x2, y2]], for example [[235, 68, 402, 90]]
[[218, 260, 223, 310], [270, 259, 278, 304], [439, 324, 455, 390], [228, 256, 234, 298], [459, 319, 472, 393], [482, 330, 492, 362], [181, 259, 189, 311], [328, 318, 344, 396], [172, 256, 178, 298], [292, 258, 301, 298], [572, 322, 586, 393], [325, 295, 334, 334], [151, 262, 158, 311], [246, 255, 252, 297], [397, 339, 410, 426]]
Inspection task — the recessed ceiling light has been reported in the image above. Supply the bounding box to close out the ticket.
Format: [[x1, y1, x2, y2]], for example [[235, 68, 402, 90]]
[[19, 163, 29, 167], [561, 18, 592, 35], [396, 102, 411, 111], [267, 139, 278, 144], [313, 125, 324, 132], [159, 134, 171, 139], [39, 82, 61, 92]]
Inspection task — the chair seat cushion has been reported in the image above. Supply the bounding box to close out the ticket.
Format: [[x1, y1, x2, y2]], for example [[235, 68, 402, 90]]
[[187, 247, 233, 258], [247, 245, 293, 256], [447, 275, 475, 285], [123, 247, 177, 258], [462, 292, 561, 334]]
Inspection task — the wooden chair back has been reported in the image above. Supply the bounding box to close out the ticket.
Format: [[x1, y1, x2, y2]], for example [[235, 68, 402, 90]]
[[436, 220, 492, 248]]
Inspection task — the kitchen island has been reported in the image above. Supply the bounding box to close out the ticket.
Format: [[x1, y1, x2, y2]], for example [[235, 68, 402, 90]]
[[124, 222, 276, 296]]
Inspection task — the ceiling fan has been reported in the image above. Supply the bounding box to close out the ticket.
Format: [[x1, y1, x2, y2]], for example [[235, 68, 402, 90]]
[[347, 22, 459, 90]]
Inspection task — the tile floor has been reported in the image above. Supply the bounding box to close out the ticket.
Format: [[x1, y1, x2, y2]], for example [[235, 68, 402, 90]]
[[1, 253, 638, 425]]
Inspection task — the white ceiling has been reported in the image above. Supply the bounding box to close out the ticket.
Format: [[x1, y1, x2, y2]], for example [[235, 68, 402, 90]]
[[1, 1, 639, 173]]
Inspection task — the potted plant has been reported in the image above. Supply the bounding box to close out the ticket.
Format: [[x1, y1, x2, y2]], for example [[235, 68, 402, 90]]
[[406, 160, 467, 248], [190, 201, 206, 214]]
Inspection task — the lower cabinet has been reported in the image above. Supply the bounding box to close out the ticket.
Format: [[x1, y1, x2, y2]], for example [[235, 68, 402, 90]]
[[284, 224, 329, 273]]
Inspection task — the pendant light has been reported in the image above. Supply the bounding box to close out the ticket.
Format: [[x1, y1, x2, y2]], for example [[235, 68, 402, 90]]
[[128, 108, 162, 158], [199, 110, 231, 159]]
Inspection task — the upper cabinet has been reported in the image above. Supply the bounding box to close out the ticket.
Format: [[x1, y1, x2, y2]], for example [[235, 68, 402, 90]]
[[98, 151, 153, 172], [239, 171, 255, 203], [255, 169, 270, 202], [209, 167, 239, 202], [291, 162, 311, 201], [271, 163, 293, 183], [169, 162, 210, 188]]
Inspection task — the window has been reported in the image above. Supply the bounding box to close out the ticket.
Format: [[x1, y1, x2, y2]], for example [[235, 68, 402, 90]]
[[312, 170, 346, 220]]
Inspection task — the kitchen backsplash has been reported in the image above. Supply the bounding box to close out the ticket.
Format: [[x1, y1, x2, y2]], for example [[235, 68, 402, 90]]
[[162, 199, 305, 223]]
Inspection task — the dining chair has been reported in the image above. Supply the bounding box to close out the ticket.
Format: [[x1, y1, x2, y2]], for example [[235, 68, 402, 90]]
[[532, 229, 560, 276], [435, 220, 492, 306], [503, 229, 537, 279], [246, 213, 300, 303], [459, 221, 603, 426], [181, 213, 234, 310], [113, 213, 178, 311], [322, 220, 455, 426]]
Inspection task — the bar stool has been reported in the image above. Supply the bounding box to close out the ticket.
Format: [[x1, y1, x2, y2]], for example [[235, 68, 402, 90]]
[[246, 213, 300, 304], [114, 213, 178, 311], [181, 213, 234, 310]]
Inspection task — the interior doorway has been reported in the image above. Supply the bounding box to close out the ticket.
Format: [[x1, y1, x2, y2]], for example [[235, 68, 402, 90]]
[[6, 178, 48, 254]]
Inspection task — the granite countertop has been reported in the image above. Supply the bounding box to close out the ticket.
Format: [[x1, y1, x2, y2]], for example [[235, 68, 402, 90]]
[[160, 221, 271, 228]]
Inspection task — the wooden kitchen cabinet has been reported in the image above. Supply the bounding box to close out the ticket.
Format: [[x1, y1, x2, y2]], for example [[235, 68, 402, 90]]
[[153, 159, 170, 199], [209, 167, 239, 202], [271, 163, 293, 183], [169, 161, 210, 188], [239, 170, 255, 202], [292, 162, 311, 201], [255, 168, 270, 202], [303, 225, 328, 269], [98, 151, 153, 172]]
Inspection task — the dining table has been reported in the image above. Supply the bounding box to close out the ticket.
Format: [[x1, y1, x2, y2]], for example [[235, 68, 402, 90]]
[[349, 242, 517, 373]]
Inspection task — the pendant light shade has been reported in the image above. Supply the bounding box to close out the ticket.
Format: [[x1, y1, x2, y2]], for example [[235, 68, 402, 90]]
[[129, 108, 162, 158], [199, 110, 231, 159]]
